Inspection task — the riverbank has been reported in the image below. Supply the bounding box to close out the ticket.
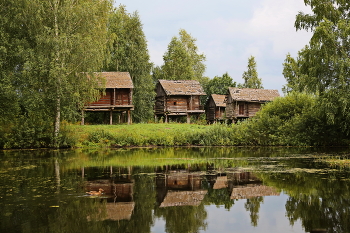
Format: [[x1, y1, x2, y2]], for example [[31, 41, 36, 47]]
[[63, 122, 350, 149], [65, 123, 213, 148], [64, 122, 262, 148]]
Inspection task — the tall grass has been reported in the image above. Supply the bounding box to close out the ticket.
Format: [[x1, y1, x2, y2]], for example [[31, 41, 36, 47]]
[[65, 122, 276, 148]]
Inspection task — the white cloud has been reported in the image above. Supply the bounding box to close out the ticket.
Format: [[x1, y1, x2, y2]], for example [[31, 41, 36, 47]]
[[115, 0, 313, 91]]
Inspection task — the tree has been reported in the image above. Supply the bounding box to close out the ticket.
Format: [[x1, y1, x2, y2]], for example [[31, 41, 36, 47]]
[[241, 56, 263, 89], [157, 29, 206, 82], [284, 0, 350, 135], [106, 5, 154, 122], [205, 72, 236, 97], [10, 0, 113, 147], [282, 53, 303, 94], [0, 1, 21, 126]]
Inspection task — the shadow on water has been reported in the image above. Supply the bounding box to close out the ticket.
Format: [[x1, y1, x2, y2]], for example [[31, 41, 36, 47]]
[[0, 147, 349, 233]]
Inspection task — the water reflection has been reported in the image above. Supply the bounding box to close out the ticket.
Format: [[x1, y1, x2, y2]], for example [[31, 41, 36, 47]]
[[0, 148, 349, 233]]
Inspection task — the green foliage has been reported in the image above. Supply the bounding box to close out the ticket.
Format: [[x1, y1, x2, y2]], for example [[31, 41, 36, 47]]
[[248, 92, 350, 146], [284, 0, 350, 135], [3, 115, 53, 149], [156, 29, 207, 82], [0, 1, 21, 128], [241, 56, 263, 89], [106, 5, 154, 123], [2, 0, 113, 147], [204, 72, 236, 97]]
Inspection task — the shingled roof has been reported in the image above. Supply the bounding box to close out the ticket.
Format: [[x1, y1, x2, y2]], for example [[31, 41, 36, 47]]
[[230, 184, 280, 199], [211, 94, 227, 107], [160, 190, 208, 207], [95, 72, 134, 89], [158, 80, 206, 96], [228, 88, 279, 102]]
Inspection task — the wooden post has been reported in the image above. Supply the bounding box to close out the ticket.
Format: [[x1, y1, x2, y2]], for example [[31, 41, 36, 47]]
[[187, 114, 191, 124], [127, 110, 131, 125], [165, 114, 168, 123], [81, 110, 85, 125], [121, 112, 124, 123], [110, 110, 113, 125]]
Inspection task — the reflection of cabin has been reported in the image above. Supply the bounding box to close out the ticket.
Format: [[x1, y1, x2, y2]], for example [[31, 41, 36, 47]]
[[230, 184, 279, 199], [206, 94, 227, 123], [213, 176, 228, 189], [156, 171, 206, 207], [84, 167, 135, 221], [225, 172, 280, 199], [83, 72, 134, 125], [155, 80, 206, 123], [160, 190, 207, 207], [85, 180, 135, 221], [226, 88, 280, 122], [85, 179, 134, 202]]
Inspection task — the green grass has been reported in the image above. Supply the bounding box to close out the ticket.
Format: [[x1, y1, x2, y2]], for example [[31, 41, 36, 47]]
[[65, 123, 210, 148]]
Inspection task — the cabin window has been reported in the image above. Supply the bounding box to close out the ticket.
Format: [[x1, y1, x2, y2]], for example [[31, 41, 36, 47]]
[[174, 102, 177, 105]]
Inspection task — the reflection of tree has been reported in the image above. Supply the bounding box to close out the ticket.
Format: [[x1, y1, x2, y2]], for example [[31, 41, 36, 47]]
[[261, 172, 350, 233], [244, 197, 263, 226], [154, 205, 207, 233], [204, 187, 234, 210]]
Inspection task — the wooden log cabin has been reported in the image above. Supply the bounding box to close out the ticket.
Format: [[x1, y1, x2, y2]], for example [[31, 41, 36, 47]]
[[206, 94, 227, 124], [83, 72, 134, 125], [155, 80, 206, 123], [226, 87, 280, 122]]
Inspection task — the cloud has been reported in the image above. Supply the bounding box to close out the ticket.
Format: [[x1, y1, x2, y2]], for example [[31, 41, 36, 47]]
[[115, 0, 313, 91]]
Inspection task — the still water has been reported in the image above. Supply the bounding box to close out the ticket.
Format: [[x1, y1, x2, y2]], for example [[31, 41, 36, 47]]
[[0, 147, 349, 233]]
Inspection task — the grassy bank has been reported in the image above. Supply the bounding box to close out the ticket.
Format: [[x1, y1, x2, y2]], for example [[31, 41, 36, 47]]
[[65, 123, 209, 147], [63, 123, 259, 148]]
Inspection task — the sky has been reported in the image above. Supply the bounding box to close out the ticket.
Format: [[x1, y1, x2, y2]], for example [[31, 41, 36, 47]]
[[114, 0, 313, 93]]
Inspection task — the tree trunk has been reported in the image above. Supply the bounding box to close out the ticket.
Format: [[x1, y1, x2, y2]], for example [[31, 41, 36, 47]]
[[54, 97, 61, 147], [53, 0, 60, 147]]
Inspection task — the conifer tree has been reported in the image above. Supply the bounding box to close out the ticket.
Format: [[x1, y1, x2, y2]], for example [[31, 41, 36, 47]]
[[242, 56, 263, 89]]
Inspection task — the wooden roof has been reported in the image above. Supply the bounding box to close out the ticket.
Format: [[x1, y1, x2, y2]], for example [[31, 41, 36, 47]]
[[87, 202, 135, 221], [230, 184, 280, 199], [95, 72, 134, 89], [105, 202, 135, 220], [213, 176, 228, 189], [228, 88, 279, 102], [211, 94, 227, 107], [158, 79, 206, 96], [160, 190, 207, 207]]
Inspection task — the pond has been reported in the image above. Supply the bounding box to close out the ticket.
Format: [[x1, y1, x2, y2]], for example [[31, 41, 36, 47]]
[[0, 147, 349, 233]]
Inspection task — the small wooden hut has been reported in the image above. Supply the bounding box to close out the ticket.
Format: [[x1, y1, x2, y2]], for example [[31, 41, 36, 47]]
[[155, 80, 206, 123], [83, 72, 134, 125], [206, 94, 227, 123], [226, 88, 280, 122]]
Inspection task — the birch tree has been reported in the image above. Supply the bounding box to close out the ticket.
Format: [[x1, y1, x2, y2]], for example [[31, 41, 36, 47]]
[[17, 0, 112, 146]]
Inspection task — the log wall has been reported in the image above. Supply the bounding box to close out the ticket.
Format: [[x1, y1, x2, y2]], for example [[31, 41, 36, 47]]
[[89, 88, 132, 106], [155, 95, 202, 115]]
